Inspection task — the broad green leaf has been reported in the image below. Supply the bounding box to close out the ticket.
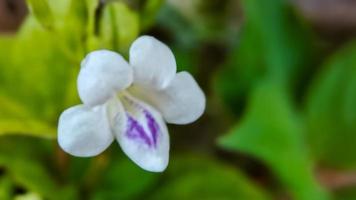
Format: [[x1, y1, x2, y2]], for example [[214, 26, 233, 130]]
[[0, 137, 55, 197], [4, 157, 76, 200], [0, 119, 55, 138], [240, 0, 313, 81], [26, 0, 54, 29], [148, 154, 270, 200], [0, 135, 51, 159], [91, 155, 159, 200], [306, 42, 356, 168], [0, 16, 79, 137], [215, 0, 314, 114], [219, 81, 328, 200], [0, 94, 55, 138], [6, 16, 78, 118], [0, 136, 77, 200], [0, 94, 33, 117], [0, 175, 13, 200], [67, 0, 88, 28]]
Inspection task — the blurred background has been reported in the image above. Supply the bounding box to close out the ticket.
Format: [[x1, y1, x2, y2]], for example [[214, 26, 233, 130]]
[[0, 0, 355, 199]]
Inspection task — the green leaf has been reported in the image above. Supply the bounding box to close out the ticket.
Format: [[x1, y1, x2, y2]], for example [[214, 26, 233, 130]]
[[26, 0, 54, 29], [140, 0, 164, 31], [0, 119, 55, 138], [0, 175, 13, 200], [98, 1, 139, 53], [306, 42, 356, 168], [91, 156, 159, 200], [8, 161, 57, 199], [6, 16, 78, 117], [6, 159, 77, 200], [219, 81, 328, 200], [0, 140, 52, 198], [0, 135, 51, 159], [59, 0, 91, 59], [0, 16, 79, 137], [0, 94, 56, 138], [240, 0, 313, 81], [67, 0, 88, 28], [0, 136, 77, 200], [148, 154, 270, 200], [215, 0, 314, 114], [158, 5, 199, 46], [0, 36, 15, 86]]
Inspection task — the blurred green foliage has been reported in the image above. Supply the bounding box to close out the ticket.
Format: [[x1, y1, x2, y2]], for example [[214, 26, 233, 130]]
[[306, 42, 356, 169], [0, 0, 355, 199]]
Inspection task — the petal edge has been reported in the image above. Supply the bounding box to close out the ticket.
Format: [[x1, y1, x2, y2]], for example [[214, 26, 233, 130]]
[[58, 104, 113, 157], [129, 71, 206, 124], [129, 36, 176, 89], [116, 93, 170, 172], [78, 50, 133, 106]]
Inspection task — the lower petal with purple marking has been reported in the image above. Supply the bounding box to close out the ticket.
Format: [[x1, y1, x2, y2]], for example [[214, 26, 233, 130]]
[[115, 93, 169, 172]]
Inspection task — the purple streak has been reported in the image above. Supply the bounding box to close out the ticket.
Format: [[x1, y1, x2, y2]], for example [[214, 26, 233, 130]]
[[144, 110, 159, 147], [125, 111, 160, 148]]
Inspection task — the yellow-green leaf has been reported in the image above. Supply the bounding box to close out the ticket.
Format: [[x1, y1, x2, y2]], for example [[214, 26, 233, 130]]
[[99, 2, 139, 53], [26, 0, 54, 29]]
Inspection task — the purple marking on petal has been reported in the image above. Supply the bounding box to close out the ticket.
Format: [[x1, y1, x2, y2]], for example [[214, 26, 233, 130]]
[[122, 94, 161, 148], [126, 114, 152, 147], [144, 110, 159, 147]]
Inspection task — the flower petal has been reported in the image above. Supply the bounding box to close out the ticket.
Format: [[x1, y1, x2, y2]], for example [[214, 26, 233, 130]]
[[78, 50, 133, 106], [115, 93, 169, 172], [129, 36, 176, 89], [58, 104, 114, 157], [106, 96, 127, 139], [129, 71, 206, 124]]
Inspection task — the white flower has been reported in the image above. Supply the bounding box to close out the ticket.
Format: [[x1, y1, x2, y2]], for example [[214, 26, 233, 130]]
[[57, 36, 206, 172]]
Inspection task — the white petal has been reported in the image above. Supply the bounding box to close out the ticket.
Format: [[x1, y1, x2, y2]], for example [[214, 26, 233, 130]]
[[78, 50, 133, 106], [129, 36, 176, 89], [129, 72, 206, 124], [105, 96, 127, 140], [58, 104, 114, 157], [115, 93, 169, 172]]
